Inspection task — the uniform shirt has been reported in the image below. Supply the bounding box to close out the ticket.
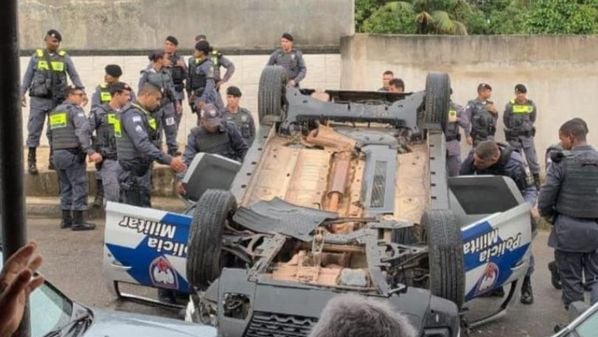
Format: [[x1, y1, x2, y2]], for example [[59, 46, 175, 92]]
[[90, 83, 136, 110], [119, 103, 172, 165], [166, 53, 188, 101], [21, 49, 84, 96], [460, 146, 537, 205], [539, 145, 598, 252], [48, 101, 94, 155], [138, 67, 177, 103], [89, 103, 121, 158], [186, 58, 218, 104], [210, 51, 235, 83], [464, 98, 498, 139], [445, 101, 470, 157], [223, 107, 256, 146], [266, 48, 307, 83]]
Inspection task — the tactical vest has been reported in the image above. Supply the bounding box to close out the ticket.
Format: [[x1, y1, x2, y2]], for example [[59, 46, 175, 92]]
[[192, 126, 234, 159], [273, 49, 299, 79], [30, 49, 68, 101], [94, 104, 121, 159], [507, 99, 535, 135], [445, 104, 460, 142], [116, 104, 160, 162], [556, 149, 598, 218], [98, 83, 112, 104], [169, 54, 185, 89], [144, 69, 173, 103], [470, 100, 496, 140], [189, 58, 208, 92], [225, 109, 252, 141], [48, 102, 80, 150]]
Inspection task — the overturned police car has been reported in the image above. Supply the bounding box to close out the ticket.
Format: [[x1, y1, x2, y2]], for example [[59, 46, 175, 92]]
[[103, 67, 533, 337]]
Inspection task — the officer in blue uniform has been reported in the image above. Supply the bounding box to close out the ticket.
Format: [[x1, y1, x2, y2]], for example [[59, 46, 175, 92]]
[[163, 36, 187, 129], [48, 86, 102, 231], [267, 33, 307, 87], [465, 83, 499, 147], [222, 86, 256, 146], [538, 118, 598, 310], [91, 65, 122, 109], [89, 82, 132, 203], [21, 29, 85, 174], [194, 35, 235, 106], [460, 140, 538, 304], [186, 41, 222, 118]]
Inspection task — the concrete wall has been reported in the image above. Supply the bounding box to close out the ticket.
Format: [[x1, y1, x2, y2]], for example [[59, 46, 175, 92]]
[[18, 0, 353, 51], [20, 54, 342, 147], [341, 34, 598, 171]]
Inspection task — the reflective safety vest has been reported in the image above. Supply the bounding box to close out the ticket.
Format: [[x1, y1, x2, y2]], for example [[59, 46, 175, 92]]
[[93, 105, 121, 159], [510, 99, 534, 114], [99, 83, 112, 104], [48, 103, 79, 150], [445, 105, 460, 141], [30, 49, 68, 100], [116, 104, 160, 162]]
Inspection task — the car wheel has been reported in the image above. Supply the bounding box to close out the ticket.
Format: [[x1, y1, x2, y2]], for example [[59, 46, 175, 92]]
[[422, 209, 465, 308], [258, 65, 288, 126], [186, 189, 236, 290], [423, 72, 450, 131]]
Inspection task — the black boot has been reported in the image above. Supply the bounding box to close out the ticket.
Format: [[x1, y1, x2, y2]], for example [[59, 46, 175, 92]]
[[48, 147, 55, 170], [71, 210, 96, 231], [27, 147, 38, 175], [520, 275, 534, 304], [93, 180, 104, 208], [533, 173, 541, 190], [59, 210, 72, 229], [548, 261, 562, 290]]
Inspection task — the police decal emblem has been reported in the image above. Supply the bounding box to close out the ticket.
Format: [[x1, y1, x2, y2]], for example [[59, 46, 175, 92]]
[[149, 256, 179, 290]]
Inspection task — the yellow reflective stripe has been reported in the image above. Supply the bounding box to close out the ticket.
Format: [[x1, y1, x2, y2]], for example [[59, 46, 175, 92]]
[[50, 61, 64, 72], [35, 49, 44, 57], [512, 104, 533, 114], [58, 50, 66, 56], [37, 60, 49, 70], [100, 91, 112, 102], [448, 109, 458, 123], [148, 117, 157, 131], [49, 112, 68, 129], [108, 113, 122, 137]]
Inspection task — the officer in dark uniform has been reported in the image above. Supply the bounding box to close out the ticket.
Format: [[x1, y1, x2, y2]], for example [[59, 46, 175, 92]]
[[460, 140, 538, 304], [194, 35, 235, 98], [222, 86, 256, 146], [465, 83, 498, 146], [445, 92, 470, 177], [91, 65, 123, 109], [267, 33, 307, 87], [116, 84, 187, 207], [538, 118, 598, 309], [48, 86, 102, 231], [89, 82, 132, 203], [176, 104, 248, 195], [21, 29, 85, 174], [139, 50, 180, 156], [186, 40, 222, 118], [504, 84, 541, 189], [163, 36, 187, 129]]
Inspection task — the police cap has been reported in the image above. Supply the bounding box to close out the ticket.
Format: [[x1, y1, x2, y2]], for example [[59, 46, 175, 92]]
[[165, 35, 179, 46], [226, 86, 242, 97], [194, 40, 211, 54], [105, 64, 123, 78], [200, 104, 222, 127], [108, 82, 132, 95], [514, 84, 527, 93], [281, 32, 294, 42], [46, 29, 62, 42]]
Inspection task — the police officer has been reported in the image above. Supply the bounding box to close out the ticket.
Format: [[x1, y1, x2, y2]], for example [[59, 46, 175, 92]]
[[445, 92, 470, 177], [89, 82, 132, 203], [388, 78, 405, 93], [91, 65, 123, 109], [163, 36, 187, 128], [187, 40, 221, 118], [21, 29, 85, 175], [460, 140, 538, 304], [267, 33, 307, 87], [48, 86, 102, 231], [538, 118, 598, 310], [378, 70, 394, 92], [176, 104, 248, 195], [139, 50, 180, 156], [222, 86, 256, 146], [195, 35, 235, 97], [465, 83, 498, 146], [116, 84, 187, 207], [504, 84, 541, 189]]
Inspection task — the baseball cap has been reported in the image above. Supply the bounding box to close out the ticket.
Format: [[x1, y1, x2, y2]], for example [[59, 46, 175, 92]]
[[200, 104, 222, 127]]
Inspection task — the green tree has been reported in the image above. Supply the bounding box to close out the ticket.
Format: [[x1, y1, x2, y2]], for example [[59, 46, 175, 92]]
[[523, 0, 598, 34], [362, 2, 417, 34]]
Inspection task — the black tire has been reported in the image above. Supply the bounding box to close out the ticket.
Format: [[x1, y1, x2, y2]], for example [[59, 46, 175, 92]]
[[423, 72, 451, 130], [258, 65, 288, 126], [422, 209, 465, 308], [186, 189, 236, 290]]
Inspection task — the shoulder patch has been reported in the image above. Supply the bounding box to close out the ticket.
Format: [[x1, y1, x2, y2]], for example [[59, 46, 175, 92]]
[[135, 125, 144, 133], [58, 50, 67, 56], [132, 116, 142, 122], [35, 49, 44, 57]]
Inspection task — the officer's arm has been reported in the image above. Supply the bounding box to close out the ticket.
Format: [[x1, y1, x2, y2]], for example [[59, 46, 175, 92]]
[[122, 113, 172, 165], [511, 163, 537, 205], [266, 52, 277, 66], [88, 108, 98, 131], [177, 131, 198, 180], [185, 59, 193, 95], [530, 102, 537, 123], [198, 67, 215, 102], [463, 104, 473, 135], [20, 57, 36, 96], [455, 104, 470, 131], [219, 56, 235, 83], [537, 164, 563, 217], [459, 152, 475, 175], [72, 109, 94, 155], [294, 51, 307, 83], [90, 88, 101, 109], [503, 103, 512, 127], [65, 56, 85, 90], [228, 125, 249, 160]]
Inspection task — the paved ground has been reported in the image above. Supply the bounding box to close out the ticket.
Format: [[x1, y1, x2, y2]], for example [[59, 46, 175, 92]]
[[28, 216, 569, 337]]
